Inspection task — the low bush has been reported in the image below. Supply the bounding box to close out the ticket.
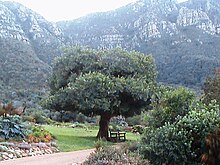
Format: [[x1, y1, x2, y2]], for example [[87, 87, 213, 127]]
[[0, 115, 31, 140], [76, 113, 87, 123], [84, 145, 147, 165], [24, 108, 49, 124], [120, 141, 140, 153], [94, 139, 108, 151], [27, 126, 52, 143], [141, 101, 220, 164], [144, 87, 195, 129], [141, 123, 193, 164], [31, 111, 48, 124], [126, 115, 143, 126], [132, 125, 144, 134], [202, 128, 220, 165]]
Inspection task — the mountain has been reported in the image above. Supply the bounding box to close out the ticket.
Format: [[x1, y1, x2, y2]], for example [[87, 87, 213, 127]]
[[0, 1, 63, 103], [58, 0, 220, 88], [1, 0, 220, 103]]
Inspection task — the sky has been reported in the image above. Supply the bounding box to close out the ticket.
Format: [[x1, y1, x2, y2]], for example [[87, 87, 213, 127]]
[[3, 0, 188, 22]]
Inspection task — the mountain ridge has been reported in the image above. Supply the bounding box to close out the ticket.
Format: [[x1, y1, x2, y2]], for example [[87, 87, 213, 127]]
[[0, 0, 220, 102], [0, 1, 63, 103], [58, 0, 220, 88]]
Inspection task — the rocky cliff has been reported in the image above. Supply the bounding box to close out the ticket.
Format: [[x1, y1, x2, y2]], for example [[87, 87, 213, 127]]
[[58, 0, 220, 88], [1, 0, 220, 102], [0, 1, 63, 102]]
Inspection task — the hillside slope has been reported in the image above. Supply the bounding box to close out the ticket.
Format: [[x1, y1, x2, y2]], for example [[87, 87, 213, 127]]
[[58, 0, 220, 88], [1, 0, 220, 102], [0, 1, 63, 102]]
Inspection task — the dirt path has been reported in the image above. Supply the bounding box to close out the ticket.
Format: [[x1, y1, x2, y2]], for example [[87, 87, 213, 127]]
[[0, 149, 94, 165]]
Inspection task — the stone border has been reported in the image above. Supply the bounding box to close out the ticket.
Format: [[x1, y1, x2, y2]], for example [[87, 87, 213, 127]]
[[0, 142, 59, 161]]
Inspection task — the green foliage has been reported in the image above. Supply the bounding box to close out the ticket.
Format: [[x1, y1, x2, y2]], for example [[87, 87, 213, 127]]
[[75, 113, 87, 123], [44, 47, 156, 116], [126, 115, 143, 126], [132, 125, 144, 134], [0, 38, 51, 104], [94, 139, 108, 151], [176, 101, 220, 161], [43, 47, 157, 139], [0, 115, 30, 140], [141, 123, 193, 165], [27, 126, 52, 143], [31, 111, 48, 124], [203, 68, 220, 105], [202, 128, 220, 165], [145, 87, 195, 129], [24, 108, 48, 124], [84, 145, 147, 165], [141, 101, 220, 164]]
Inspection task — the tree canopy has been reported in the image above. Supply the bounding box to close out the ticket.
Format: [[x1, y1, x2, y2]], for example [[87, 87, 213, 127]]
[[44, 47, 157, 139]]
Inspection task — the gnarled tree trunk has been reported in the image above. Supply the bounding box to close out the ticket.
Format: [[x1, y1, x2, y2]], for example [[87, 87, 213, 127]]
[[96, 113, 112, 140]]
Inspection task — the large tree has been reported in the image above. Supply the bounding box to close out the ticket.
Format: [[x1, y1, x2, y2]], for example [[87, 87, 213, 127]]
[[44, 47, 157, 139]]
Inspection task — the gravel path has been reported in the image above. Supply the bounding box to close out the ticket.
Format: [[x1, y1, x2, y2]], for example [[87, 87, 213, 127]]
[[0, 149, 94, 165]]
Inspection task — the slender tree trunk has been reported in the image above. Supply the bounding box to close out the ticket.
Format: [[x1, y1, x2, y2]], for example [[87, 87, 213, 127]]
[[96, 113, 111, 140]]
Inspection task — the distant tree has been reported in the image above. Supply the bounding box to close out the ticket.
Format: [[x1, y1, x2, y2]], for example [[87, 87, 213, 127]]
[[203, 68, 220, 105], [43, 47, 157, 139]]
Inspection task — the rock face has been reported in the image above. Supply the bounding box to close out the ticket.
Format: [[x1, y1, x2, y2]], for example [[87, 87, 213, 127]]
[[0, 1, 63, 102], [1, 0, 220, 102], [58, 0, 220, 88]]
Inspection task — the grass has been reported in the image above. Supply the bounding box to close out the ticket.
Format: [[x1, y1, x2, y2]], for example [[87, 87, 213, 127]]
[[44, 125, 140, 152]]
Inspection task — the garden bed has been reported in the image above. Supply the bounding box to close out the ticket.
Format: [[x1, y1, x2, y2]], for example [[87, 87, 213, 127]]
[[0, 141, 59, 161]]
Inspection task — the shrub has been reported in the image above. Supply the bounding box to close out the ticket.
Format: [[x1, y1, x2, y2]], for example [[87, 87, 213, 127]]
[[76, 113, 87, 123], [22, 115, 35, 122], [31, 111, 47, 124], [141, 101, 220, 164], [0, 115, 30, 140], [94, 139, 108, 151], [176, 101, 220, 161], [126, 115, 143, 126], [24, 108, 48, 124], [120, 141, 140, 153], [202, 128, 220, 165], [203, 68, 220, 105], [84, 145, 147, 165], [145, 87, 195, 129], [132, 125, 144, 134], [141, 123, 193, 164], [27, 126, 52, 143]]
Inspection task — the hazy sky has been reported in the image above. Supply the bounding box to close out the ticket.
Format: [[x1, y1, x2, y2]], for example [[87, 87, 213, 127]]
[[5, 0, 188, 22]]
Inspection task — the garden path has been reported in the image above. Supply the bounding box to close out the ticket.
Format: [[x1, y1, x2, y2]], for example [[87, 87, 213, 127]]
[[0, 148, 94, 165]]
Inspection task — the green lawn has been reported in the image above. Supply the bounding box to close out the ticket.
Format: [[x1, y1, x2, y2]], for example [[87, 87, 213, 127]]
[[44, 125, 140, 152]]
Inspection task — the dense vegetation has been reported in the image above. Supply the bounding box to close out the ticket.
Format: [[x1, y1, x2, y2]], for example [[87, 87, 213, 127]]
[[1, 0, 220, 163], [39, 46, 219, 164], [43, 47, 157, 139], [0, 44, 219, 164], [141, 94, 220, 164], [203, 68, 220, 105]]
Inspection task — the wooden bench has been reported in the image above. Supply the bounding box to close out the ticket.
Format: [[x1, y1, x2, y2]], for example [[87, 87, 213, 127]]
[[109, 130, 126, 142]]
